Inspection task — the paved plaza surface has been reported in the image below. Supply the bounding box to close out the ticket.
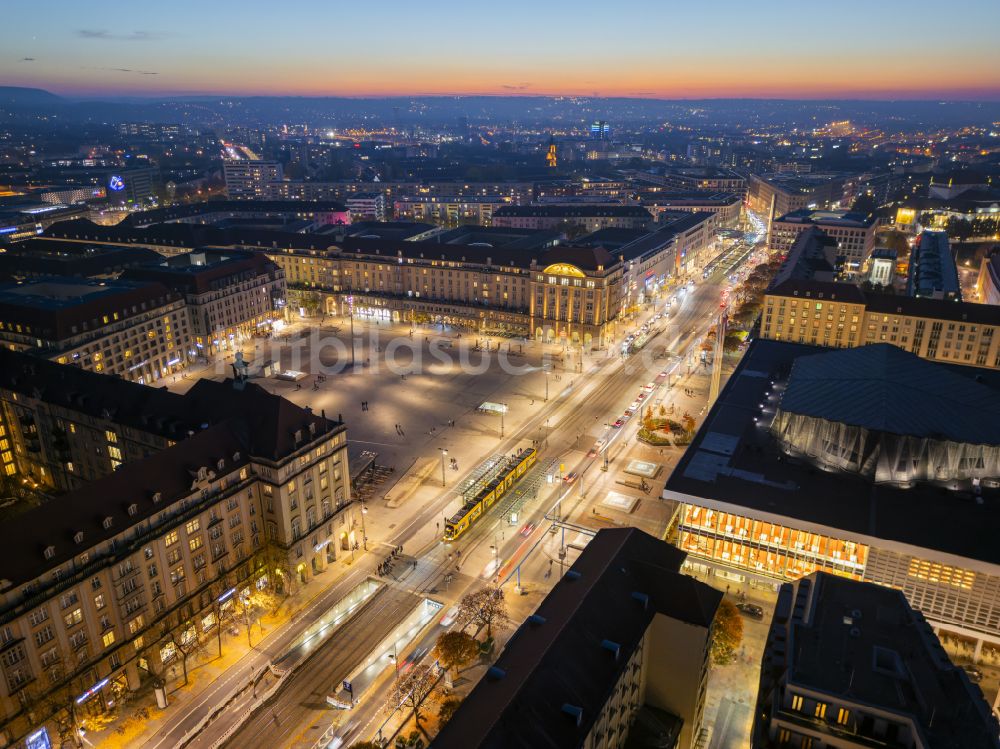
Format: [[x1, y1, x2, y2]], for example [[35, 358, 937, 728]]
[[102, 264, 767, 749]]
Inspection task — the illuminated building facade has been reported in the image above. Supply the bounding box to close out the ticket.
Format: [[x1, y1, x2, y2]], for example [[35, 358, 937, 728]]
[[664, 338, 1000, 656], [392, 195, 511, 227], [768, 209, 877, 273], [761, 279, 1000, 369], [0, 377, 351, 747], [222, 159, 283, 199], [0, 278, 192, 384], [123, 250, 285, 356]]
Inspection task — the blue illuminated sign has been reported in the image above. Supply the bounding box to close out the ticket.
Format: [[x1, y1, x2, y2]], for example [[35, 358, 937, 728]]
[[108, 175, 125, 192], [26, 728, 52, 749]]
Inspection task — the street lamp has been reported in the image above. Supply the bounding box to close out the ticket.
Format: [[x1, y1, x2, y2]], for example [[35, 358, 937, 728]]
[[544, 368, 550, 402], [500, 403, 506, 439], [360, 503, 368, 550], [346, 295, 356, 367], [439, 448, 448, 487]]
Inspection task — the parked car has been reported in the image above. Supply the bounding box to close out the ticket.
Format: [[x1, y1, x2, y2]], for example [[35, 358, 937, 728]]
[[612, 418, 625, 428], [736, 603, 764, 619]]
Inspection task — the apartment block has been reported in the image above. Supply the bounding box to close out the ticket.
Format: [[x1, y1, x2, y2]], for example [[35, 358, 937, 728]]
[[0, 278, 192, 384], [761, 279, 1000, 368], [434, 528, 722, 749], [0, 375, 351, 747], [752, 572, 999, 749]]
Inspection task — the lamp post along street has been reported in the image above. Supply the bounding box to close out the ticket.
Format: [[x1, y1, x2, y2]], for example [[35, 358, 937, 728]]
[[440, 449, 448, 487]]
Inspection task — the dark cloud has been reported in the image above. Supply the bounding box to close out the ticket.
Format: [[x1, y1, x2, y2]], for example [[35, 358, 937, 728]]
[[77, 30, 165, 42], [501, 82, 532, 91], [83, 66, 158, 76], [20, 57, 35, 62]]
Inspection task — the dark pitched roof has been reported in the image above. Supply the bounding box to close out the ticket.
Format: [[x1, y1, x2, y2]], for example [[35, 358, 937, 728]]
[[493, 205, 652, 219], [0, 424, 246, 590], [0, 277, 182, 342], [778, 344, 1000, 444], [122, 250, 281, 295], [778, 573, 1000, 749], [0, 347, 196, 439], [122, 199, 347, 227], [767, 278, 866, 304], [432, 528, 721, 749], [181, 379, 336, 461], [0, 377, 343, 589]]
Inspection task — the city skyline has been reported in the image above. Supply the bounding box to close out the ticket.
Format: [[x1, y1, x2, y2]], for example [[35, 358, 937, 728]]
[[3, 0, 1000, 100]]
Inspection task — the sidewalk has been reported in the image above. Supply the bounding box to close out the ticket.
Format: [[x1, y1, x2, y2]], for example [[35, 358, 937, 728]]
[[91, 550, 371, 748]]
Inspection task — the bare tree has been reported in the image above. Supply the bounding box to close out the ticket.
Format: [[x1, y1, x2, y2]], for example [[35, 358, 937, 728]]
[[457, 586, 510, 639], [387, 663, 437, 726], [160, 620, 208, 686]]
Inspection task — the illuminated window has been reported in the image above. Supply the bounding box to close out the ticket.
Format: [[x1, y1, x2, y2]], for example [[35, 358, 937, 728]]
[[102, 631, 115, 648], [907, 558, 975, 589], [836, 708, 850, 725], [186, 519, 200, 534], [791, 695, 803, 711], [814, 702, 827, 719], [164, 531, 178, 547]]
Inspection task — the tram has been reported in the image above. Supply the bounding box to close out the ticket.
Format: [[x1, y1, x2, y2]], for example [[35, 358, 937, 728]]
[[443, 448, 537, 542]]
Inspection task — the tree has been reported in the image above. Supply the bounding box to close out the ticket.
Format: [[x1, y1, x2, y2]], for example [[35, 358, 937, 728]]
[[347, 743, 383, 749], [161, 620, 208, 686], [643, 409, 656, 432], [681, 412, 697, 435], [710, 599, 744, 665], [658, 404, 667, 418], [457, 586, 510, 639], [388, 663, 437, 725], [877, 229, 910, 256], [438, 697, 463, 726], [433, 631, 479, 680], [851, 192, 878, 216]]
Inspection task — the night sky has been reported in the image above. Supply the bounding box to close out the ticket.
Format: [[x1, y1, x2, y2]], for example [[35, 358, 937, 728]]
[[3, 0, 999, 99]]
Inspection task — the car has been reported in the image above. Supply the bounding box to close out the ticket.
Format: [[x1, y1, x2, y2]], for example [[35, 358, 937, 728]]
[[660, 369, 671, 377], [439, 605, 459, 627], [400, 646, 429, 673], [636, 392, 647, 401], [642, 382, 655, 391], [563, 472, 578, 484], [519, 522, 535, 537], [612, 418, 625, 428], [628, 400, 641, 411], [587, 447, 598, 458], [962, 664, 984, 683], [736, 603, 764, 619]]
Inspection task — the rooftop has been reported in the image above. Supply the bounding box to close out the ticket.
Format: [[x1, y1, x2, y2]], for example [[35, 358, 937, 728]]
[[774, 208, 876, 228], [123, 199, 348, 227], [432, 528, 721, 749], [767, 278, 1000, 327], [772, 572, 1000, 749], [778, 344, 1000, 444], [0, 377, 342, 589], [0, 277, 181, 343], [663, 338, 1000, 566], [493, 204, 652, 219]]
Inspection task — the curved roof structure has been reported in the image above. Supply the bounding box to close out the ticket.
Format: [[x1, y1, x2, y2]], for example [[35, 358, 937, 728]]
[[778, 344, 1000, 445]]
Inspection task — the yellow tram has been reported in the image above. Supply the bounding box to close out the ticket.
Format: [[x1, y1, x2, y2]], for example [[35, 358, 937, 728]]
[[443, 448, 537, 542]]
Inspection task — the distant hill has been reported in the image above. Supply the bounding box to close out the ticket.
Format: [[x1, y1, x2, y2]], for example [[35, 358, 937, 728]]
[[0, 86, 64, 106]]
